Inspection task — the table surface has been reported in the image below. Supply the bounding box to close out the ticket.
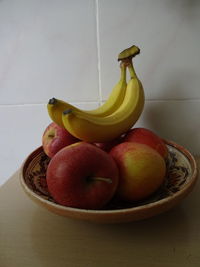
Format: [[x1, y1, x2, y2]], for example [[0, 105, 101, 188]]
[[0, 157, 200, 267]]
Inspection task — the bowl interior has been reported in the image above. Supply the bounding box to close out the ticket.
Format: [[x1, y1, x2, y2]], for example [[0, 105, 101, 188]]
[[22, 140, 196, 211]]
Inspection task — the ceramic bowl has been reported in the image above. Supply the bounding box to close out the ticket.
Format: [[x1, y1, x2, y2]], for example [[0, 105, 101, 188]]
[[20, 140, 198, 223]]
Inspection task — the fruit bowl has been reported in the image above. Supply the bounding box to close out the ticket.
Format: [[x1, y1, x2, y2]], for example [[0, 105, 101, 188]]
[[19, 140, 198, 223]]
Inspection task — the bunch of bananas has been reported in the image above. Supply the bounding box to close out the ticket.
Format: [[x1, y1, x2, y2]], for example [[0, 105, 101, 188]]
[[47, 45, 145, 142]]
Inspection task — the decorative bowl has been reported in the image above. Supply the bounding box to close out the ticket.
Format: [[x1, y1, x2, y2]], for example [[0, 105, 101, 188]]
[[19, 140, 198, 223]]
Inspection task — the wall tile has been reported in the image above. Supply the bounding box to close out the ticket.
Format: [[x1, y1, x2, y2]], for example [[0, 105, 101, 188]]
[[98, 0, 200, 101], [0, 0, 99, 104], [0, 102, 99, 185]]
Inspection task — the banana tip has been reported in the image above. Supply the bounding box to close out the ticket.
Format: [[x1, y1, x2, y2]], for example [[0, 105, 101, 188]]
[[48, 97, 57, 105]]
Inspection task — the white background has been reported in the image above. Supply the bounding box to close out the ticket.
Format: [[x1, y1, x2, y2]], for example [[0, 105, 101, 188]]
[[0, 0, 200, 185]]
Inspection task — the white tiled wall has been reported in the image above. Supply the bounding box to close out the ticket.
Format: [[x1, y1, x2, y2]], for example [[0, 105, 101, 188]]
[[1, 0, 200, 185]]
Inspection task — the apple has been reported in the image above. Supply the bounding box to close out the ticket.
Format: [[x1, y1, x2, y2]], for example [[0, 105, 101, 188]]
[[123, 127, 168, 159], [110, 142, 166, 202], [46, 142, 119, 209], [93, 135, 123, 152], [42, 122, 79, 158]]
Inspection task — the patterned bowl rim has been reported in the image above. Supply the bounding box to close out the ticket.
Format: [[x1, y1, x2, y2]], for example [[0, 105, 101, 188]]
[[19, 139, 198, 215]]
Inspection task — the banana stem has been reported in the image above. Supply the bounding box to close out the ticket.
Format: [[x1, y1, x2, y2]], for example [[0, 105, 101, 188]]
[[118, 45, 140, 80], [118, 45, 140, 61], [127, 60, 137, 79], [120, 58, 137, 79], [120, 62, 127, 81]]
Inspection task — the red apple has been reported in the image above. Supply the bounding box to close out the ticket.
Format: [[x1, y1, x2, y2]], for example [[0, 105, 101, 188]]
[[46, 142, 119, 209], [42, 122, 79, 158], [93, 135, 123, 152], [110, 142, 166, 202], [123, 127, 168, 159]]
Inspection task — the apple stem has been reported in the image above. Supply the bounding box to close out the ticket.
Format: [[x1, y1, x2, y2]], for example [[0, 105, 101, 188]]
[[89, 177, 113, 184]]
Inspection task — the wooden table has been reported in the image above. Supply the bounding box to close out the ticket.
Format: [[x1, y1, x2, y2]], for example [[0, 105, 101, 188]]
[[0, 157, 200, 267]]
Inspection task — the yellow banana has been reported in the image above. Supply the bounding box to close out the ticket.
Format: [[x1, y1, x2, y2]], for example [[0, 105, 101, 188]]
[[61, 62, 145, 142], [47, 64, 127, 128]]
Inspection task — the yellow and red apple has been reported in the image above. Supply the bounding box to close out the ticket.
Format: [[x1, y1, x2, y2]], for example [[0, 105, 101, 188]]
[[110, 142, 166, 202], [42, 122, 79, 158], [46, 142, 119, 209], [123, 127, 168, 159]]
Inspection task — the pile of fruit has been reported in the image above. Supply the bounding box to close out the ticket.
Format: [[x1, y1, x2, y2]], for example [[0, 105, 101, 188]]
[[42, 45, 168, 210]]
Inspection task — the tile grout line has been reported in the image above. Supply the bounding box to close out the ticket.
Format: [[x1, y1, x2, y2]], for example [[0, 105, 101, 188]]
[[0, 101, 101, 107], [95, 0, 102, 105], [0, 98, 200, 107]]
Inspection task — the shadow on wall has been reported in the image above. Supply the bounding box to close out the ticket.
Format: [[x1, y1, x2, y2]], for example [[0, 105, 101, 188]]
[[140, 97, 199, 155], [136, 41, 200, 154], [140, 0, 200, 154], [159, 70, 199, 100], [166, 0, 200, 21]]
